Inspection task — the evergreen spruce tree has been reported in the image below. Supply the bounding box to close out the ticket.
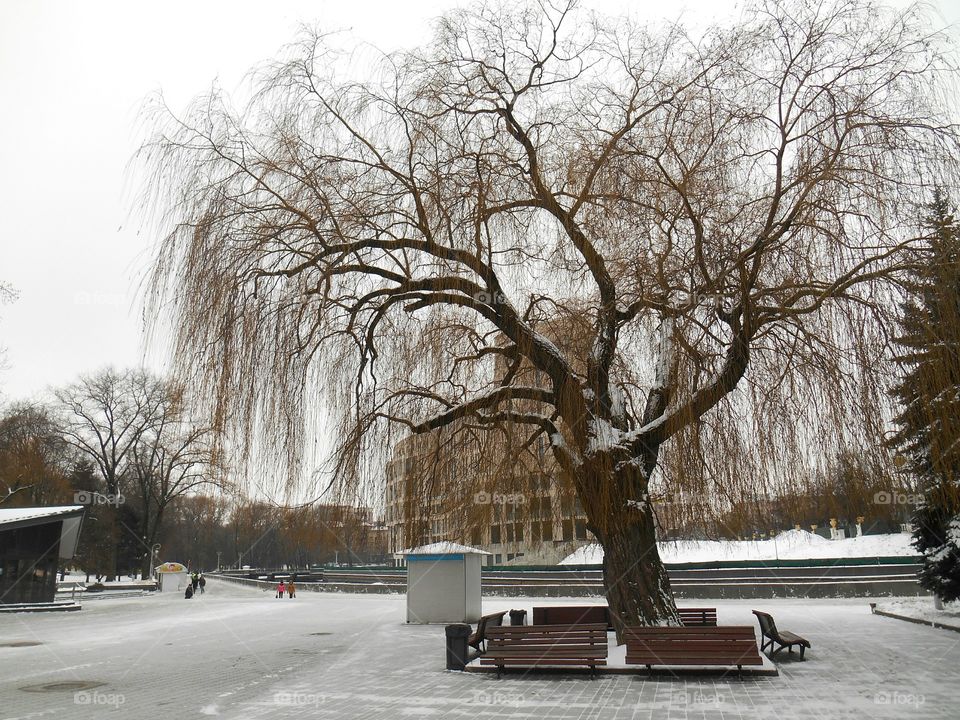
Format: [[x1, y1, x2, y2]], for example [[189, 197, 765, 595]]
[[889, 190, 960, 603]]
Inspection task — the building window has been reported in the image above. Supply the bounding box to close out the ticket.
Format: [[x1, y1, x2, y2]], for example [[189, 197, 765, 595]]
[[507, 553, 515, 561], [513, 523, 524, 542], [506, 524, 514, 542], [490, 525, 501, 544], [562, 519, 573, 542], [495, 554, 502, 564], [575, 519, 587, 540], [471, 527, 483, 545], [541, 521, 554, 542]]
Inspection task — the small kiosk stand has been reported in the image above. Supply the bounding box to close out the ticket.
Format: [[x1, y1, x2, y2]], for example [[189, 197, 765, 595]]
[[398, 542, 489, 624], [156, 562, 190, 592]]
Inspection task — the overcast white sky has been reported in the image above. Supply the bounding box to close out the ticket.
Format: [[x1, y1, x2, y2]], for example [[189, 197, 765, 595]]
[[0, 0, 957, 405]]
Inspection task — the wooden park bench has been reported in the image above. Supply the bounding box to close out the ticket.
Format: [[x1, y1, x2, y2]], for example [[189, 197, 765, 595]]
[[677, 607, 718, 626], [532, 605, 611, 628], [532, 605, 715, 629], [624, 626, 763, 679], [752, 610, 811, 660], [480, 623, 608, 678], [468, 611, 507, 653]]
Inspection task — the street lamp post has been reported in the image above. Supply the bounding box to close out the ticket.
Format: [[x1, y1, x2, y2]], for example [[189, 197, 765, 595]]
[[148, 544, 161, 581]]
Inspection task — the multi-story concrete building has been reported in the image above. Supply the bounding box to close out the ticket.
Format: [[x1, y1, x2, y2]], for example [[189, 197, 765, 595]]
[[384, 312, 604, 565], [384, 423, 596, 566]]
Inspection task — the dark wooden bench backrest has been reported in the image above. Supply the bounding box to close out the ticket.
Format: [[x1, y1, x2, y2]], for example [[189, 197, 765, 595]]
[[626, 638, 763, 666], [677, 607, 718, 626], [487, 623, 608, 653], [752, 610, 778, 638], [489, 622, 608, 637], [624, 625, 756, 642], [532, 606, 610, 627], [474, 611, 507, 639]]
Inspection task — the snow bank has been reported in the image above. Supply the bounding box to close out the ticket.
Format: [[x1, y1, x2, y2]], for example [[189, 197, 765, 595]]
[[559, 530, 918, 565], [876, 598, 960, 626]]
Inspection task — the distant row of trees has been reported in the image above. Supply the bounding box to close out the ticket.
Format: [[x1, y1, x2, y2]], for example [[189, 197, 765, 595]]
[[0, 367, 224, 579], [0, 369, 387, 576], [161, 499, 387, 571], [695, 451, 914, 541]]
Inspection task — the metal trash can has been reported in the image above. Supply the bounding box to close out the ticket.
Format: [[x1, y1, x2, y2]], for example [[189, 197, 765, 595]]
[[509, 609, 527, 626], [445, 623, 471, 671]]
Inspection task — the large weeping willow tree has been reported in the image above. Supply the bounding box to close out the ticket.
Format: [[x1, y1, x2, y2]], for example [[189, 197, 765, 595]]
[[141, 0, 959, 631]]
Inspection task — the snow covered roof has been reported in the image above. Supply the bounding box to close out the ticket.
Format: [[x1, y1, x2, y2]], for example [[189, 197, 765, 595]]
[[398, 541, 491, 556], [0, 505, 85, 527]]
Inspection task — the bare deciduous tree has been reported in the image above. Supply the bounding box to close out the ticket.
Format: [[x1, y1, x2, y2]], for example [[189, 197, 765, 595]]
[[56, 368, 221, 578], [129, 385, 226, 578], [142, 0, 959, 628], [55, 368, 167, 498]]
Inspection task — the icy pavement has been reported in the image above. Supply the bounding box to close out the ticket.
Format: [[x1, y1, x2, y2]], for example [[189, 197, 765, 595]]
[[1, 579, 958, 719]]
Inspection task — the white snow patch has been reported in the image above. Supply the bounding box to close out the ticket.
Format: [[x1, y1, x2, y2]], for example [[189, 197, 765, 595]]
[[875, 598, 960, 625], [586, 418, 622, 454], [559, 530, 919, 565]]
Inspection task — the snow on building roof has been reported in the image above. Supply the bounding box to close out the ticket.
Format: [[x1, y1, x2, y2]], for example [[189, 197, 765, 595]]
[[0, 505, 85, 527], [398, 541, 491, 556]]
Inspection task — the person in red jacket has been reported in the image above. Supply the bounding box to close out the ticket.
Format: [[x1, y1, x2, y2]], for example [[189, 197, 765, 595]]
[[276, 580, 286, 599]]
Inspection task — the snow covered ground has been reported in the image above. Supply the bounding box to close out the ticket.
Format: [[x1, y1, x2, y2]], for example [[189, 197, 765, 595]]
[[1, 578, 957, 719], [875, 598, 960, 628], [560, 529, 918, 565]]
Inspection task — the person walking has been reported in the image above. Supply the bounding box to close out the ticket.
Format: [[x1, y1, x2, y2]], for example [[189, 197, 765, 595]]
[[198, 574, 206, 594], [191, 573, 199, 592], [276, 580, 286, 599], [287, 580, 296, 599]]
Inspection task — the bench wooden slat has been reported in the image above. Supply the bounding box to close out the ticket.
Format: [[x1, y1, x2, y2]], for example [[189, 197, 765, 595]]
[[490, 622, 606, 633], [480, 658, 609, 666], [627, 656, 764, 666], [624, 626, 753, 637]]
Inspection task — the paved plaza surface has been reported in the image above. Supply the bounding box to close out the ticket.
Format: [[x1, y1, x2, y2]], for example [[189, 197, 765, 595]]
[[1, 579, 957, 719]]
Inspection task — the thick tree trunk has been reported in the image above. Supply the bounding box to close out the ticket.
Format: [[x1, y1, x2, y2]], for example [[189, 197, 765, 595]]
[[579, 453, 680, 639], [599, 499, 680, 638]]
